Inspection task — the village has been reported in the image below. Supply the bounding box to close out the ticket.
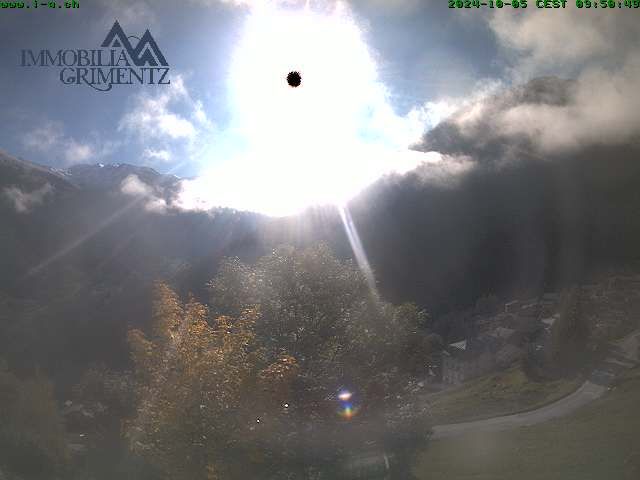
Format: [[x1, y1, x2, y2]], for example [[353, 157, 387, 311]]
[[425, 274, 640, 387]]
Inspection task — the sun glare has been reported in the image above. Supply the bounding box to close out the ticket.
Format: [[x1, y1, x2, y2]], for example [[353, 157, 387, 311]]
[[181, 1, 431, 216]]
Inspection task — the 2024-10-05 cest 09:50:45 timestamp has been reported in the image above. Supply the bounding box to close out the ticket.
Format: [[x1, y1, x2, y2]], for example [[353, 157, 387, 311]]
[[449, 0, 640, 6]]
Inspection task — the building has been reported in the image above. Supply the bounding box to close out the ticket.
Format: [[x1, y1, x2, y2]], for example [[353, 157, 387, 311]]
[[496, 344, 525, 368], [505, 300, 520, 313], [442, 325, 530, 384], [539, 293, 560, 317], [440, 291, 566, 385], [541, 314, 559, 330], [511, 315, 543, 340], [487, 326, 518, 345], [441, 339, 496, 384]]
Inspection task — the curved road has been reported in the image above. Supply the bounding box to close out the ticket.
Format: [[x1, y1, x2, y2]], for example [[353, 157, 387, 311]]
[[431, 330, 640, 440], [432, 380, 605, 439]]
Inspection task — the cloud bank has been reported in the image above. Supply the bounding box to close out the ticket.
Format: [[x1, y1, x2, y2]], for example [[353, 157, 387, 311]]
[[418, 10, 640, 158], [487, 10, 640, 153]]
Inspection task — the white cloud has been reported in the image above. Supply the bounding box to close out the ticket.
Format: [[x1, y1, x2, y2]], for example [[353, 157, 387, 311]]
[[496, 55, 640, 153], [356, 0, 422, 13], [3, 183, 53, 213], [121, 174, 154, 197], [120, 174, 168, 213], [144, 197, 169, 213], [119, 76, 199, 141], [477, 10, 640, 153], [22, 122, 62, 152], [196, 0, 304, 6], [66, 141, 94, 164], [412, 78, 504, 134], [195, 0, 423, 13], [22, 122, 112, 166], [192, 100, 211, 126], [490, 10, 638, 79], [411, 10, 640, 156], [416, 154, 475, 185], [96, 0, 159, 31], [143, 148, 172, 162], [119, 75, 216, 170]]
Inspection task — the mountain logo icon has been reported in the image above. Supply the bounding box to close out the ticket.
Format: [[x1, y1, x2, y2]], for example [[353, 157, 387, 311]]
[[101, 21, 168, 67]]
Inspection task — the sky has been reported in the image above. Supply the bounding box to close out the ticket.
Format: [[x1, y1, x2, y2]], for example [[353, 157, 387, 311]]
[[1, 0, 638, 215]]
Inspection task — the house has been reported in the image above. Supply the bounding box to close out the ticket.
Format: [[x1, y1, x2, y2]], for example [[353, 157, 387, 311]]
[[519, 301, 540, 318], [442, 324, 530, 384], [440, 290, 567, 385], [441, 339, 495, 384], [487, 326, 518, 345], [541, 314, 559, 330], [505, 300, 520, 313], [529, 330, 554, 364], [496, 344, 525, 368], [540, 292, 560, 316], [608, 275, 640, 290], [581, 284, 600, 296], [511, 315, 542, 340]]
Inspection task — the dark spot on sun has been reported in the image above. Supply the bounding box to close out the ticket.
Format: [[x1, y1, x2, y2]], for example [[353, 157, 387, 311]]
[[287, 71, 302, 88]]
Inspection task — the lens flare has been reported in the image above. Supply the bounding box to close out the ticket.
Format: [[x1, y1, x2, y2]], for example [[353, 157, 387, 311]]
[[338, 402, 359, 419], [337, 389, 359, 419], [338, 390, 352, 402]]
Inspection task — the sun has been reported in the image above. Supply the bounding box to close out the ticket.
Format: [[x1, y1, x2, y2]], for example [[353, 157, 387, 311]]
[[182, 1, 429, 217]]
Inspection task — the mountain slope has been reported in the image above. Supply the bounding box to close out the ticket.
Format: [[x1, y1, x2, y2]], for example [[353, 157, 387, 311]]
[[2, 76, 640, 381]]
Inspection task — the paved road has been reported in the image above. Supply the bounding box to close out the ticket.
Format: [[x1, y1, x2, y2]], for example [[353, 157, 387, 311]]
[[431, 380, 606, 439], [431, 329, 640, 440]]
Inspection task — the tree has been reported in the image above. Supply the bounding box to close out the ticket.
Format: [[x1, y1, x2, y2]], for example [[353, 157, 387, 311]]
[[209, 246, 434, 474], [128, 246, 434, 479], [209, 245, 367, 368], [126, 283, 263, 479], [72, 364, 136, 419], [474, 294, 501, 316], [209, 245, 433, 404], [551, 287, 590, 370], [0, 362, 68, 480]]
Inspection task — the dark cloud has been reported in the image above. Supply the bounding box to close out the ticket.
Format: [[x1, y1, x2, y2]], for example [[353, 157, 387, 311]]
[[413, 77, 576, 160], [339, 75, 640, 316]]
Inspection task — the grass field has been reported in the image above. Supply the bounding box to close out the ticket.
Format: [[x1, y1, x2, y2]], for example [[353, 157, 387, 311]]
[[427, 365, 582, 425], [414, 368, 640, 480]]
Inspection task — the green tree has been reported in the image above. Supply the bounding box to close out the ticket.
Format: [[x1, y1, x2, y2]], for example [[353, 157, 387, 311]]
[[128, 246, 434, 479], [209, 245, 435, 476], [209, 245, 433, 403]]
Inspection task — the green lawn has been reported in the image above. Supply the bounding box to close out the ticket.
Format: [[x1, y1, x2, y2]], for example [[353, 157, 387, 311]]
[[427, 365, 581, 425], [414, 368, 640, 480]]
